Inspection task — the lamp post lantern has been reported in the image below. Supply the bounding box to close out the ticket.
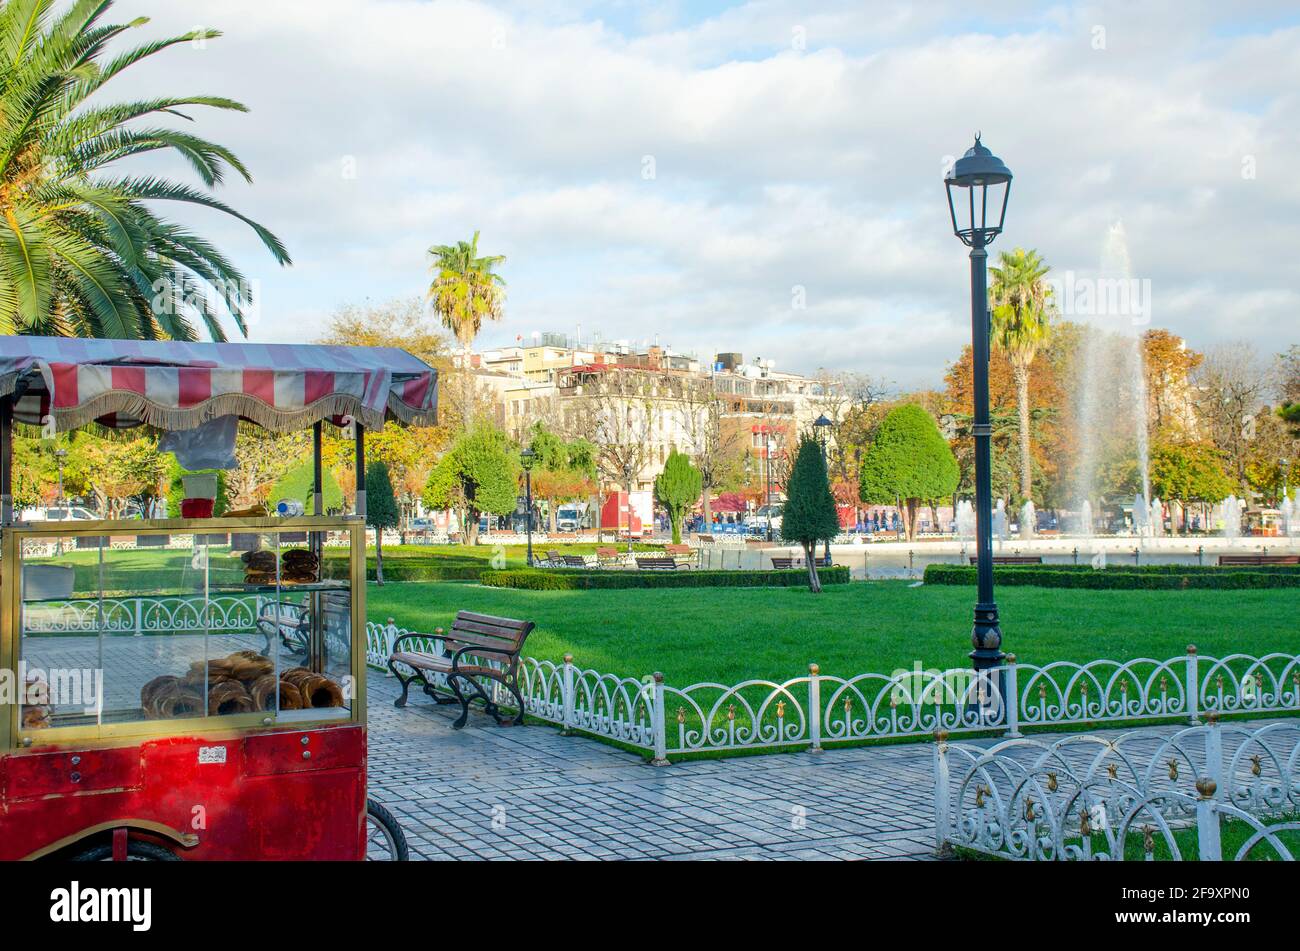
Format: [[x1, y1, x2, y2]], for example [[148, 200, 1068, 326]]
[[521, 447, 536, 567], [813, 414, 834, 566], [945, 134, 1012, 675], [622, 460, 635, 556]]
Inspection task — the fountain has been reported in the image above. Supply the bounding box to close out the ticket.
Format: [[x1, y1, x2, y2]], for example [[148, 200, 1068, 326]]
[[993, 499, 1008, 542], [1285, 493, 1296, 537], [1020, 500, 1036, 540], [1218, 496, 1242, 539], [1132, 492, 1149, 536], [1071, 221, 1152, 522], [1079, 499, 1094, 537], [1149, 497, 1163, 538], [956, 500, 977, 539]]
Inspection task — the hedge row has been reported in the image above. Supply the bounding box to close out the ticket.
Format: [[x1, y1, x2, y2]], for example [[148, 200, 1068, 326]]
[[480, 566, 852, 590], [931, 563, 1300, 576], [923, 564, 1300, 590]]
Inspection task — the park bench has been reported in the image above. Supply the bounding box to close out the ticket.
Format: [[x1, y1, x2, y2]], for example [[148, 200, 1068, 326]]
[[539, 549, 563, 567], [635, 556, 681, 570], [664, 543, 697, 567], [559, 554, 590, 568], [971, 555, 1044, 565], [770, 556, 796, 569], [596, 546, 622, 568], [388, 611, 535, 729], [697, 534, 715, 544], [1219, 554, 1300, 566]]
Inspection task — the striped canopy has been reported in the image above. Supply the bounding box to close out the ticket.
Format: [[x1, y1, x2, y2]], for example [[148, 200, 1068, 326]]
[[0, 336, 437, 434]]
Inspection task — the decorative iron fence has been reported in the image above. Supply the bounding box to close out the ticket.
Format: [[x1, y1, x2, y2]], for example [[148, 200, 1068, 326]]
[[934, 719, 1300, 860], [365, 619, 1300, 763], [24, 594, 264, 636]]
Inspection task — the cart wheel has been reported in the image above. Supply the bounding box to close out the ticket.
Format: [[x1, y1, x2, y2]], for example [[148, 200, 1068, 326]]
[[71, 840, 180, 862], [366, 798, 409, 861]]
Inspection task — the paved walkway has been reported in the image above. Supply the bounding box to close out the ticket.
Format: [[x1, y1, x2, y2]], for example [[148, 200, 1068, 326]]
[[366, 675, 1293, 861]]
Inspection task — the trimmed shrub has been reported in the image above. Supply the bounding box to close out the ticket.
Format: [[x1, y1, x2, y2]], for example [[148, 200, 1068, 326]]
[[481, 566, 852, 591], [922, 564, 1300, 590]]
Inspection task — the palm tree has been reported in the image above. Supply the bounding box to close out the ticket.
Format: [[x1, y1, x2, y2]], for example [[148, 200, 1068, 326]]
[[427, 231, 506, 349], [0, 0, 290, 339], [988, 247, 1054, 503]]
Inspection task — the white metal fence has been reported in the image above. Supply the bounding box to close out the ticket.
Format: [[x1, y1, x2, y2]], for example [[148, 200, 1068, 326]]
[[365, 619, 1300, 763], [934, 719, 1300, 860], [25, 594, 264, 635]]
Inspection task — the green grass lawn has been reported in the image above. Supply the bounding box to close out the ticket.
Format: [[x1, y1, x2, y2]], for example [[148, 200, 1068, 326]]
[[367, 579, 1300, 685]]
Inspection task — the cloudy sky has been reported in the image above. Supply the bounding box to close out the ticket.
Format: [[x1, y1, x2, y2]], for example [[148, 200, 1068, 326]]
[[110, 0, 1300, 388]]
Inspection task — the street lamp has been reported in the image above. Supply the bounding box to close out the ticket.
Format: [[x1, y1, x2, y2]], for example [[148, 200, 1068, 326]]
[[521, 447, 536, 567], [54, 447, 67, 556], [622, 460, 635, 556], [762, 426, 774, 543], [813, 414, 833, 566], [945, 134, 1012, 677]]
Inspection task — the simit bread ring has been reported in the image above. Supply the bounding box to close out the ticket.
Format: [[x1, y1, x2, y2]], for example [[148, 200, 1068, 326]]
[[141, 675, 181, 711], [297, 673, 345, 708], [278, 681, 305, 710], [207, 680, 254, 716], [248, 674, 278, 711], [157, 687, 204, 719], [227, 652, 273, 682]]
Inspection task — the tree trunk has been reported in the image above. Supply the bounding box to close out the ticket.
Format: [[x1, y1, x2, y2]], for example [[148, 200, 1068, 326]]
[[671, 513, 682, 545], [467, 508, 480, 547], [903, 499, 920, 541], [1014, 360, 1033, 504], [375, 528, 385, 585], [548, 500, 557, 534], [701, 489, 712, 536], [803, 541, 822, 593]]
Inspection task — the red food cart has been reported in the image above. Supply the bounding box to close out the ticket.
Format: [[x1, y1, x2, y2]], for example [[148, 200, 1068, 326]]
[[0, 336, 437, 860]]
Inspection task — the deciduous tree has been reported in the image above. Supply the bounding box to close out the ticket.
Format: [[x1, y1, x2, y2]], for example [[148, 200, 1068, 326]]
[[859, 404, 959, 541]]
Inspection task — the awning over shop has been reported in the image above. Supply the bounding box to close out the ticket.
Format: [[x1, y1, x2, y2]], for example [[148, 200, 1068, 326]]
[[0, 336, 437, 434]]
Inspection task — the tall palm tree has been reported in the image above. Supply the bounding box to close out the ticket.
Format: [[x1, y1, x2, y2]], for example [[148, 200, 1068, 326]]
[[0, 0, 290, 339], [988, 247, 1054, 503], [427, 231, 506, 349]]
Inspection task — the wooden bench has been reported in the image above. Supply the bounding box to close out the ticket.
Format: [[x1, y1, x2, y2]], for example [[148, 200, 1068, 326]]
[[1219, 554, 1300, 566], [664, 543, 697, 567], [696, 535, 715, 544], [635, 556, 681, 570], [559, 554, 590, 568], [770, 556, 796, 569], [970, 555, 1044, 565], [596, 546, 622, 568], [388, 612, 535, 729]]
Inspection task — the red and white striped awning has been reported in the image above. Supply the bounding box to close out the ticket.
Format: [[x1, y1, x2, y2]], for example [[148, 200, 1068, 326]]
[[0, 336, 437, 434]]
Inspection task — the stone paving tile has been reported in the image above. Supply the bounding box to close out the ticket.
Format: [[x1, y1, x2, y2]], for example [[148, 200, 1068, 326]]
[[365, 671, 1293, 862]]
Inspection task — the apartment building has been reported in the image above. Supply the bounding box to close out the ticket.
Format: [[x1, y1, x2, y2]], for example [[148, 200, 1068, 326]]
[[473, 332, 842, 496]]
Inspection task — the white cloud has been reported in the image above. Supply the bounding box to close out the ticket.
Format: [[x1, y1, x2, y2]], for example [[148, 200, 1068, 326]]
[[101, 0, 1300, 387]]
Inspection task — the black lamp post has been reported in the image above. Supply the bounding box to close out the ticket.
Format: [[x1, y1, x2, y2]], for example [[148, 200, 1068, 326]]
[[521, 447, 536, 567], [763, 426, 774, 542], [814, 414, 833, 565], [945, 135, 1012, 676], [622, 460, 635, 556], [54, 447, 67, 556]]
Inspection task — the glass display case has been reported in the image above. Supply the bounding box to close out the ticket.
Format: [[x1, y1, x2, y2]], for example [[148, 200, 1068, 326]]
[[3, 517, 364, 747]]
